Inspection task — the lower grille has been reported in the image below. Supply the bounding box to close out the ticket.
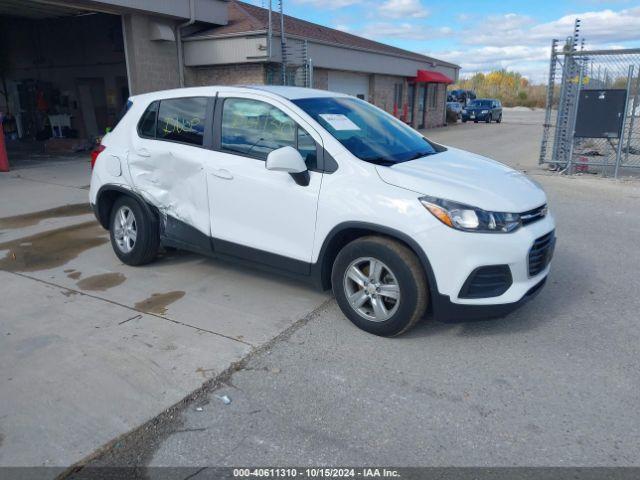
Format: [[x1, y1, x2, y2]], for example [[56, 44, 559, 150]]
[[459, 265, 513, 299], [528, 231, 555, 277]]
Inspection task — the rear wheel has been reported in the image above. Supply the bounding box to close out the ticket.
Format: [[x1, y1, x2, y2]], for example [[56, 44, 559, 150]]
[[332, 236, 428, 337], [109, 196, 159, 266]]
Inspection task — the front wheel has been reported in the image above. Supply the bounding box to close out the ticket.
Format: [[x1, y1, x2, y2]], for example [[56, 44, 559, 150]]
[[496, 114, 502, 123], [109, 196, 160, 266], [332, 236, 428, 337]]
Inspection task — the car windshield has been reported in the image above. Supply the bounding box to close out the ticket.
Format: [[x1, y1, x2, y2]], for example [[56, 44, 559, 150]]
[[292, 97, 439, 165], [469, 100, 492, 108]]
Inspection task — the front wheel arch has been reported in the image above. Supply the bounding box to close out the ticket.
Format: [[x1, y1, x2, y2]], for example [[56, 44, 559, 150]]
[[314, 222, 439, 303]]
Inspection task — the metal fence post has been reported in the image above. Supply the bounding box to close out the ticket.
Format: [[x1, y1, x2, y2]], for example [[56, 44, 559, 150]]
[[624, 69, 640, 165], [539, 39, 558, 165], [565, 64, 584, 175], [614, 65, 635, 178]]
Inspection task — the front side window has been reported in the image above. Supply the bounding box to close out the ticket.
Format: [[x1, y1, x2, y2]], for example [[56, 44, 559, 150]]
[[293, 97, 439, 166], [297, 128, 317, 170], [156, 97, 207, 146], [221, 98, 315, 166]]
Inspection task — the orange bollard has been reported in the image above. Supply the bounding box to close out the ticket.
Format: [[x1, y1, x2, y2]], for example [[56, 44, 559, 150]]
[[0, 122, 9, 172]]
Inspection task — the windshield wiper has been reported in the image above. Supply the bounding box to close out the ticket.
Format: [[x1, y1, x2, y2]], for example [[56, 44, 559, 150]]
[[406, 151, 435, 161], [361, 156, 396, 166]]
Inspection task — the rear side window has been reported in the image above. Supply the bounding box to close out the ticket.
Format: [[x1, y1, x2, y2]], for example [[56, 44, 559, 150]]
[[137, 101, 158, 138], [156, 97, 208, 146]]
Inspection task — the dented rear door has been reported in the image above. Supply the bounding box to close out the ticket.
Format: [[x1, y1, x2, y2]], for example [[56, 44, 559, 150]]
[[127, 96, 212, 238]]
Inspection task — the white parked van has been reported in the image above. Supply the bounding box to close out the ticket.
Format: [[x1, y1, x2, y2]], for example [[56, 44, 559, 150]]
[[90, 86, 555, 336]]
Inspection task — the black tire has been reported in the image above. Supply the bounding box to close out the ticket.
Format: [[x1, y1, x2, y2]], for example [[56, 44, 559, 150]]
[[109, 195, 159, 266], [332, 236, 429, 337], [485, 114, 491, 123], [462, 119, 467, 123], [474, 120, 478, 123], [496, 114, 502, 123]]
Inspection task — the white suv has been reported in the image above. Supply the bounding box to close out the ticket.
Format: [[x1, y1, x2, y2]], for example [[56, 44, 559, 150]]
[[90, 86, 555, 336]]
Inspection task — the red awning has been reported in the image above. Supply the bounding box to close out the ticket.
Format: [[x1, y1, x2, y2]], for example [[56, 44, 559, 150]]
[[411, 70, 453, 84]]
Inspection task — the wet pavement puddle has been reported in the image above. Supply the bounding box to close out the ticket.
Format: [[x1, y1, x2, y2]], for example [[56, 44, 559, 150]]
[[0, 203, 92, 230], [0, 221, 108, 272], [76, 272, 126, 291], [134, 291, 186, 315]]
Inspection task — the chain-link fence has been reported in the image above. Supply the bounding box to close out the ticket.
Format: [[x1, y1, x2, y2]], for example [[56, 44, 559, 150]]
[[539, 24, 640, 177]]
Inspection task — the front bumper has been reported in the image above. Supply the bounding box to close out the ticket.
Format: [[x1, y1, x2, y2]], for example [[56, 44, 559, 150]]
[[414, 213, 556, 321], [432, 276, 547, 322], [462, 112, 489, 121]]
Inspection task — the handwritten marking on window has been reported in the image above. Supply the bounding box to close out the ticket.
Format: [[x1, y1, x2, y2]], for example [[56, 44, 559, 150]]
[[161, 117, 201, 136]]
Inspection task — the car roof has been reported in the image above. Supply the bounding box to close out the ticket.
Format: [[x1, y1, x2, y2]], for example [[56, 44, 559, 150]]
[[130, 85, 350, 103], [244, 85, 350, 99]]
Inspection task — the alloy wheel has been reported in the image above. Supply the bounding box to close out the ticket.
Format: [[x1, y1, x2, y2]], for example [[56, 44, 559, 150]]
[[113, 205, 137, 254], [343, 257, 401, 322]]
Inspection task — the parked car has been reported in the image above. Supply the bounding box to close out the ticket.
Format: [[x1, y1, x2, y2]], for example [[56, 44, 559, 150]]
[[449, 89, 476, 106], [462, 99, 503, 123], [90, 86, 554, 336], [446, 101, 463, 119]]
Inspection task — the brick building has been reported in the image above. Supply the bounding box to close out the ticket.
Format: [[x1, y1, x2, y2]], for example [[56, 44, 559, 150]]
[[183, 1, 459, 129], [0, 0, 458, 146]]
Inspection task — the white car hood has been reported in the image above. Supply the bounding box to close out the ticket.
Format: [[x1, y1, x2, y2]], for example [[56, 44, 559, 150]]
[[376, 147, 546, 212]]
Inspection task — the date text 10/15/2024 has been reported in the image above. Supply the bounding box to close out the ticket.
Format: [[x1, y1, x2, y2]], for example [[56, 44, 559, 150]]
[[233, 468, 401, 478]]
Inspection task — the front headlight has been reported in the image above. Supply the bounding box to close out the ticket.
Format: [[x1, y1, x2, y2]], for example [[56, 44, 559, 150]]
[[419, 196, 521, 233], [481, 109, 489, 114]]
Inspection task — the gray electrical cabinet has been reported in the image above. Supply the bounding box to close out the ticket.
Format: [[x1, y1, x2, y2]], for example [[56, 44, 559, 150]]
[[574, 89, 627, 138]]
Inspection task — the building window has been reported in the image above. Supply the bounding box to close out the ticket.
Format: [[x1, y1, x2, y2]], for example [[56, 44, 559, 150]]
[[393, 83, 404, 116], [156, 97, 208, 146], [427, 84, 437, 109]]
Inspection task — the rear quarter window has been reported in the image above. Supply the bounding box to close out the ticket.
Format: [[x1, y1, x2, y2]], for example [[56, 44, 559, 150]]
[[137, 101, 159, 138]]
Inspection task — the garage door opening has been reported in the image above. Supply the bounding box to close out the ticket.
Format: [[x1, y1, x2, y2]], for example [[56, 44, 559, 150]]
[[328, 71, 370, 100], [0, 4, 128, 159]]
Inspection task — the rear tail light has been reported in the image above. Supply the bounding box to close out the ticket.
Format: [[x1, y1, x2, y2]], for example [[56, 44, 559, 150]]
[[91, 145, 106, 169]]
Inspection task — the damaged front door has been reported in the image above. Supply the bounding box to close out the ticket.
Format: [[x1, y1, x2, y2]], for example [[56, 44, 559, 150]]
[[128, 97, 212, 238]]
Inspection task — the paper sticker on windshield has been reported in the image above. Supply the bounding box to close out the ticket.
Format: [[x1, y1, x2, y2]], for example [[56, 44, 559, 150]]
[[319, 114, 361, 131]]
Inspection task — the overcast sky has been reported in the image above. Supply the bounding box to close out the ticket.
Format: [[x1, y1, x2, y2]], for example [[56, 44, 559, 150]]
[[244, 0, 640, 83]]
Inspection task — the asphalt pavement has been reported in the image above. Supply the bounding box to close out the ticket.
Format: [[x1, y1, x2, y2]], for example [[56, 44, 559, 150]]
[[76, 108, 640, 471]]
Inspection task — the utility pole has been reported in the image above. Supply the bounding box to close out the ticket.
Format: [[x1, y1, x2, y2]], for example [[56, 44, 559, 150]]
[[279, 0, 286, 85]]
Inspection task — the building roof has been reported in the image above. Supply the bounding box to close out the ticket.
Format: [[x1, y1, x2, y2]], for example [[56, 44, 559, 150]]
[[188, 1, 459, 69]]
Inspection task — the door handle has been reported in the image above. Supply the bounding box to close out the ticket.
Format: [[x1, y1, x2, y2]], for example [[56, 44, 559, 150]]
[[136, 148, 151, 158], [211, 168, 233, 180]]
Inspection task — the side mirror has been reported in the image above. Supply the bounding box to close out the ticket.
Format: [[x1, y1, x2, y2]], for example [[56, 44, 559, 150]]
[[266, 146, 307, 173], [266, 146, 310, 186]]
